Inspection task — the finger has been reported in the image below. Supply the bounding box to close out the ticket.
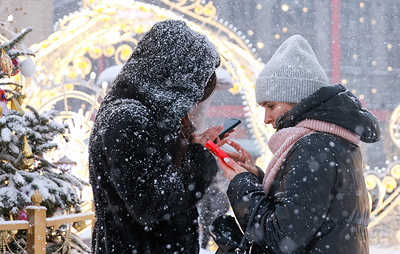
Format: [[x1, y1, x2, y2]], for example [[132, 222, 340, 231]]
[[225, 139, 250, 155], [223, 149, 245, 163], [224, 151, 241, 161], [215, 138, 228, 147], [239, 162, 256, 174], [205, 125, 223, 142], [222, 157, 246, 173], [221, 133, 230, 140], [192, 134, 212, 147], [217, 158, 236, 181]]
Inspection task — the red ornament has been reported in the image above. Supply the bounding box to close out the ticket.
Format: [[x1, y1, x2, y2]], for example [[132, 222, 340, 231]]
[[11, 58, 19, 76], [17, 210, 27, 221]]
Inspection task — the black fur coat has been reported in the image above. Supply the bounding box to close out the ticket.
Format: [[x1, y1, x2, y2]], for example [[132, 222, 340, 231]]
[[88, 20, 220, 253]]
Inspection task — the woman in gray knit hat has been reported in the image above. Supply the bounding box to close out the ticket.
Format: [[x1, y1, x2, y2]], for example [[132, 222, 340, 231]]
[[211, 35, 380, 253]]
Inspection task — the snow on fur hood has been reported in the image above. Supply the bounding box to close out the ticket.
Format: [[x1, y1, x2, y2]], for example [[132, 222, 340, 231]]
[[102, 20, 220, 124]]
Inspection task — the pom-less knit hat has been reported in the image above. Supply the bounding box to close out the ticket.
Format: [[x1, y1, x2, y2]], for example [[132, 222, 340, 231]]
[[255, 35, 330, 104]]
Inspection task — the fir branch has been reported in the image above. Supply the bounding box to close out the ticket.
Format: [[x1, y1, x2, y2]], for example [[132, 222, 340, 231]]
[[26, 105, 39, 119], [0, 27, 33, 52], [0, 162, 18, 173], [0, 82, 22, 88], [7, 49, 35, 58], [0, 153, 17, 163], [31, 154, 57, 168]]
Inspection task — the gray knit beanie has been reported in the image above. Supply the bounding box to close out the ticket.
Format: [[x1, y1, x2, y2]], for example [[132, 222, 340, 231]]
[[255, 35, 330, 104]]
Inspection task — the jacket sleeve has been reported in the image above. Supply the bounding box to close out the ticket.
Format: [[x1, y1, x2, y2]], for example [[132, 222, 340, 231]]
[[227, 136, 338, 253], [101, 106, 219, 226]]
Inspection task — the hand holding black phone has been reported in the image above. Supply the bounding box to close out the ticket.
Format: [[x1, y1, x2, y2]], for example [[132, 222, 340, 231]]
[[218, 118, 241, 140]]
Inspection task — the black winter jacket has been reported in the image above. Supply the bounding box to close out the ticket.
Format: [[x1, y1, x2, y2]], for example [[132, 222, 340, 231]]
[[88, 20, 220, 253], [227, 85, 380, 253]]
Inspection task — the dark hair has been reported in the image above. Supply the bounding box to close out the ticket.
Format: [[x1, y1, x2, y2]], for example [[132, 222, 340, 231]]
[[174, 71, 217, 167], [199, 72, 217, 103]]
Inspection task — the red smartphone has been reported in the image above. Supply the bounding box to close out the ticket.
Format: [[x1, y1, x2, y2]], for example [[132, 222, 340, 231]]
[[206, 140, 231, 161]]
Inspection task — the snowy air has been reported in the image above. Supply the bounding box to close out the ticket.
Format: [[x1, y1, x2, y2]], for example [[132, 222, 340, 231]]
[[0, 0, 399, 254]]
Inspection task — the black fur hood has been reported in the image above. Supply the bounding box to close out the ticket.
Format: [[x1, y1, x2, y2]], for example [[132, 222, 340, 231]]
[[103, 19, 220, 123]]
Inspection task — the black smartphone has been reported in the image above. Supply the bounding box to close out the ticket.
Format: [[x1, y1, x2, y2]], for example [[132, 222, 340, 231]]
[[218, 118, 241, 140]]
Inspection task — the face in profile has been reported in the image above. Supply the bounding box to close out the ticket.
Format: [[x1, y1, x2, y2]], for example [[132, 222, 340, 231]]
[[261, 102, 296, 129]]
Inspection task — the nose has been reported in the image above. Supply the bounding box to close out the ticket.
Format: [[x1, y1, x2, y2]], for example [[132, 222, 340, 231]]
[[264, 111, 274, 126]]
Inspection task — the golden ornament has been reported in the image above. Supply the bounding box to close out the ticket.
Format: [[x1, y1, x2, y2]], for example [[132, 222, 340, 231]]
[[1, 48, 13, 78], [73, 220, 87, 231], [22, 136, 32, 158]]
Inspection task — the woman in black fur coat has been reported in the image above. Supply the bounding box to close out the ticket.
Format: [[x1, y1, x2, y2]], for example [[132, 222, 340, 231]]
[[88, 20, 221, 253]]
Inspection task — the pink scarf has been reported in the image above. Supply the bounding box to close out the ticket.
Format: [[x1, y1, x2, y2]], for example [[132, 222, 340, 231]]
[[262, 119, 361, 194]]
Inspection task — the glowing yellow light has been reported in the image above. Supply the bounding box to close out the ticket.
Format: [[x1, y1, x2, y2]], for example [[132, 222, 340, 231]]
[[341, 79, 347, 85], [281, 4, 289, 12], [248, 30, 254, 36], [204, 8, 212, 16], [257, 42, 264, 49], [303, 7, 308, 12], [391, 164, 400, 179], [66, 71, 77, 79], [138, 6, 150, 12], [371, 88, 377, 94], [275, 34, 280, 39], [103, 45, 115, 57], [257, 4, 262, 10], [353, 54, 358, 60], [359, 17, 364, 23], [89, 46, 103, 59], [360, 94, 365, 100], [282, 27, 288, 32], [365, 176, 377, 190], [383, 176, 397, 193], [387, 44, 393, 50], [194, 6, 202, 14], [371, 19, 376, 25], [360, 2, 365, 8], [134, 26, 145, 34], [371, 61, 377, 66], [352, 89, 357, 94], [388, 66, 393, 71], [121, 49, 131, 58]]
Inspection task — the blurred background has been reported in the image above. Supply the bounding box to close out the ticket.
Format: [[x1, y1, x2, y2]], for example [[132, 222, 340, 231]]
[[1, 0, 400, 252]]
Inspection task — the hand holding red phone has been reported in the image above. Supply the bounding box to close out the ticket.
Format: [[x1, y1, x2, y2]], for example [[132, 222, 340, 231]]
[[206, 140, 231, 161], [206, 140, 247, 180], [217, 138, 258, 177]]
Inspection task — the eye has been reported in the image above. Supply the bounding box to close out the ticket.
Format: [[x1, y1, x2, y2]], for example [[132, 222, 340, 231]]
[[266, 104, 274, 109]]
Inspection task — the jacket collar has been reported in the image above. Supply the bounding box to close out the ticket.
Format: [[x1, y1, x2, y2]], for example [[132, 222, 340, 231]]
[[276, 84, 380, 143]]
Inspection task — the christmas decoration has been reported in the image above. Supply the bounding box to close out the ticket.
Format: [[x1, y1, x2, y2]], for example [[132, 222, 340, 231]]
[[17, 209, 27, 221], [0, 27, 35, 80], [0, 25, 89, 253], [19, 57, 36, 77], [0, 49, 13, 78], [0, 89, 9, 116], [72, 220, 87, 232], [11, 58, 19, 76]]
